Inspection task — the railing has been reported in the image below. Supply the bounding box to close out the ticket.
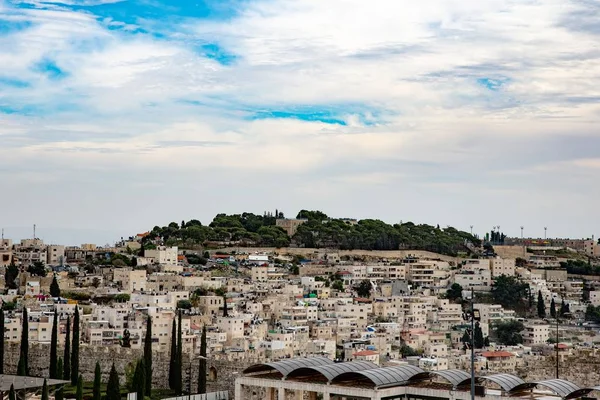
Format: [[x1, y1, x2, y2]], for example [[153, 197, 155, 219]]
[[161, 392, 229, 400]]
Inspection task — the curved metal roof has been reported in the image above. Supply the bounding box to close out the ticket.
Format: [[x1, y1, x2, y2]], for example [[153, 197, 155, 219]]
[[534, 379, 582, 399], [332, 364, 427, 388], [477, 374, 526, 392], [243, 357, 333, 377], [286, 361, 378, 382], [430, 370, 471, 388]]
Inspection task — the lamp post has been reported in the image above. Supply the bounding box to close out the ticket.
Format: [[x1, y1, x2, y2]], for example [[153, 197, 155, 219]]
[[188, 355, 208, 400], [462, 288, 480, 400]]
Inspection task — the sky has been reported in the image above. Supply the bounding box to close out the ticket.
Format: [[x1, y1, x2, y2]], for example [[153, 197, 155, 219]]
[[1, 0, 599, 245]]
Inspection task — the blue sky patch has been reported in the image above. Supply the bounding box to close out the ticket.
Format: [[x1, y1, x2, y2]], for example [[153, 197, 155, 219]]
[[477, 77, 510, 91], [245, 104, 387, 126], [0, 77, 30, 88], [250, 109, 348, 125], [34, 59, 68, 80], [0, 18, 32, 34], [200, 43, 237, 65]]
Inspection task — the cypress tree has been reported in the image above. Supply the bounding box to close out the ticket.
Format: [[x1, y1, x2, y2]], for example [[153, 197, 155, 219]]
[[175, 311, 183, 394], [143, 315, 152, 396], [106, 364, 121, 400], [222, 295, 228, 317], [18, 307, 29, 376], [50, 275, 61, 297], [134, 359, 146, 400], [41, 379, 49, 400], [0, 307, 4, 374], [57, 358, 64, 384], [560, 299, 569, 317], [71, 306, 80, 385], [9, 384, 16, 400], [50, 310, 58, 378], [76, 375, 83, 400], [198, 325, 207, 394], [537, 290, 546, 318], [474, 322, 484, 349], [55, 384, 64, 400], [550, 298, 557, 318], [168, 319, 177, 390], [93, 362, 102, 400], [63, 316, 71, 381]]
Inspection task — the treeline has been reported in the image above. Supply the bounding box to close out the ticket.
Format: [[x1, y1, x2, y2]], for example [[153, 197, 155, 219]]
[[147, 210, 480, 256], [561, 259, 600, 276]]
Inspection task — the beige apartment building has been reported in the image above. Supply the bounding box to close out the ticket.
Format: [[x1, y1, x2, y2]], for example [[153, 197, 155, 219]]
[[113, 268, 147, 292], [275, 218, 308, 236]]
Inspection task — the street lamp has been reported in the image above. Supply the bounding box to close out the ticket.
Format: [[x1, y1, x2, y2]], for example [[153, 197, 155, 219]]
[[462, 288, 480, 400], [188, 355, 208, 400]]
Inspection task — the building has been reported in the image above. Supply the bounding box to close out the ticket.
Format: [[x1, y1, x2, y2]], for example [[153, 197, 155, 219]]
[[522, 323, 550, 346], [113, 268, 147, 292], [144, 246, 178, 265], [275, 218, 308, 236]]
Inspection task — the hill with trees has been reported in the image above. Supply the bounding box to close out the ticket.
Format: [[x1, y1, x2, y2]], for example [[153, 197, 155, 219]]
[[146, 210, 480, 256]]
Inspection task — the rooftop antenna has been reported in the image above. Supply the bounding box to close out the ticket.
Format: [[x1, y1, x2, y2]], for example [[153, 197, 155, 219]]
[[470, 225, 473, 235], [521, 226, 524, 239], [544, 227, 548, 240], [1, 228, 3, 240], [33, 224, 36, 240]]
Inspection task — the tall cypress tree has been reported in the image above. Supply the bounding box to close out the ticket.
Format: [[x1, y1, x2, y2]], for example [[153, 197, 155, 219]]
[[9, 385, 16, 400], [57, 358, 64, 384], [175, 311, 183, 394], [560, 299, 569, 317], [71, 306, 80, 385], [134, 359, 146, 400], [41, 379, 49, 400], [0, 307, 4, 375], [50, 310, 59, 378], [474, 322, 484, 349], [106, 364, 121, 400], [537, 290, 546, 318], [222, 295, 228, 317], [168, 319, 177, 390], [18, 307, 29, 376], [550, 298, 557, 318], [143, 315, 153, 396], [198, 325, 207, 394], [63, 316, 71, 381], [50, 275, 61, 298], [76, 375, 83, 400], [93, 362, 102, 400]]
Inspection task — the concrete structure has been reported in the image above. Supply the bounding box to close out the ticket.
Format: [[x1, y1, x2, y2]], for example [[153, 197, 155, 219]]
[[275, 218, 308, 236]]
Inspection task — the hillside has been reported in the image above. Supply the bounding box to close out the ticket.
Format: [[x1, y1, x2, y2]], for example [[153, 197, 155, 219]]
[[146, 210, 481, 256]]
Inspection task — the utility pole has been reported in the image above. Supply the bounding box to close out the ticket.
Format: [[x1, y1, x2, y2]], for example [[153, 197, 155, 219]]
[[520, 226, 524, 239], [555, 317, 559, 379], [470, 225, 473, 235], [470, 288, 475, 400], [545, 227, 548, 240]]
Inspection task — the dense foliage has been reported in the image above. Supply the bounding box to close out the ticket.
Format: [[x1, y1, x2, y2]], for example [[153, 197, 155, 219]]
[[491, 275, 530, 313], [145, 210, 480, 255], [561, 259, 600, 275], [585, 305, 600, 323], [493, 320, 524, 345]]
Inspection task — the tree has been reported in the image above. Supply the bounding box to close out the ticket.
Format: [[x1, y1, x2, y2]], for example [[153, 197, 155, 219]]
[[177, 300, 192, 310], [41, 379, 49, 400], [76, 375, 83, 400], [168, 319, 177, 391], [27, 261, 47, 277], [484, 336, 490, 347], [461, 331, 471, 350], [57, 358, 64, 386], [5, 262, 19, 290], [493, 320, 524, 345], [0, 307, 4, 374], [63, 316, 71, 380], [446, 283, 463, 302], [222, 295, 228, 317], [133, 359, 146, 400], [560, 299, 570, 317], [106, 364, 121, 400], [491, 275, 529, 312], [93, 362, 102, 400], [8, 385, 16, 400], [354, 280, 372, 298], [54, 357, 64, 400], [143, 315, 153, 396], [50, 311, 58, 379], [50, 275, 61, 297], [331, 280, 344, 291], [537, 291, 546, 318], [175, 311, 183, 394], [474, 322, 484, 349], [198, 325, 207, 394], [550, 298, 557, 318], [400, 344, 419, 357], [71, 306, 80, 385], [18, 307, 29, 376]]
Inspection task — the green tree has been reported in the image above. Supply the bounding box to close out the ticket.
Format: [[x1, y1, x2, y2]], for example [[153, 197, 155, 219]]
[[41, 379, 49, 400], [400, 344, 419, 357], [198, 325, 207, 394], [76, 375, 83, 400], [168, 320, 177, 391], [354, 280, 372, 298], [331, 280, 344, 291], [446, 283, 463, 302], [133, 359, 146, 400], [93, 362, 102, 400], [177, 300, 192, 310], [18, 307, 28, 376], [550, 298, 556, 318], [57, 358, 64, 386], [5, 262, 19, 290], [560, 299, 570, 317], [50, 311, 59, 378], [8, 385, 16, 400], [222, 295, 228, 317], [143, 315, 153, 396], [537, 291, 546, 318], [71, 306, 80, 385], [491, 275, 529, 312], [493, 320, 524, 345], [474, 322, 484, 349], [0, 307, 4, 374], [63, 316, 71, 381], [106, 364, 121, 400], [50, 275, 61, 297], [484, 336, 490, 347], [461, 331, 471, 350], [27, 261, 47, 277]]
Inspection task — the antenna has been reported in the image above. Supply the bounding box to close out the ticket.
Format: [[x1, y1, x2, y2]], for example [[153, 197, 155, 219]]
[[544, 227, 548, 240], [470, 225, 473, 235], [1, 228, 3, 241], [520, 226, 524, 239], [33, 224, 36, 240]]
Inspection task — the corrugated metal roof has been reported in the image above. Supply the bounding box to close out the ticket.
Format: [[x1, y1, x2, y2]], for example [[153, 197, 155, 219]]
[[478, 374, 526, 392], [243, 357, 333, 376], [287, 361, 378, 382], [333, 364, 427, 388], [431, 369, 471, 388]]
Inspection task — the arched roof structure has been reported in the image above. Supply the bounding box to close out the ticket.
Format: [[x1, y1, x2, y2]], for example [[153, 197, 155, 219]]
[[242, 357, 333, 377], [286, 361, 378, 383], [332, 364, 428, 389], [430, 370, 471, 388], [477, 374, 527, 392], [510, 379, 592, 399]]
